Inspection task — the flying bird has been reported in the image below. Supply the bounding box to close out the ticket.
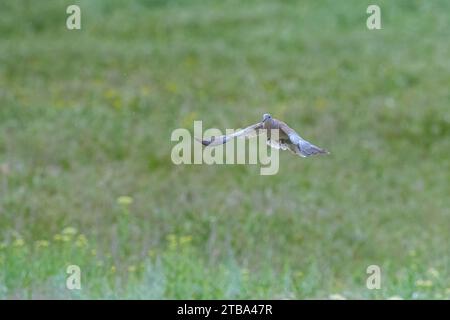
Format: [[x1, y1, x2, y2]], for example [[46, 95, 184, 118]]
[[196, 113, 329, 157]]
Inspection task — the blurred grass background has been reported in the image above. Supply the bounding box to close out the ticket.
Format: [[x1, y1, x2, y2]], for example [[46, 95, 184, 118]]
[[0, 0, 449, 299]]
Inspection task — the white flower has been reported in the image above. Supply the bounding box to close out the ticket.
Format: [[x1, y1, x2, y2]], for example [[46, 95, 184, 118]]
[[427, 268, 439, 278], [415, 279, 433, 287], [387, 295, 403, 300], [329, 294, 346, 300]]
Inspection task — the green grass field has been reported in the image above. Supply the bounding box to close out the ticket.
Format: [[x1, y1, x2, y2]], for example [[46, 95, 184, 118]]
[[0, 0, 449, 299]]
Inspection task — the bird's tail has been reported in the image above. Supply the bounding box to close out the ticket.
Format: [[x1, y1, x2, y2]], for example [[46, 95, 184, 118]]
[[297, 140, 330, 157]]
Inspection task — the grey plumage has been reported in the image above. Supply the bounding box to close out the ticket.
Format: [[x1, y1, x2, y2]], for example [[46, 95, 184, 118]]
[[197, 113, 329, 158]]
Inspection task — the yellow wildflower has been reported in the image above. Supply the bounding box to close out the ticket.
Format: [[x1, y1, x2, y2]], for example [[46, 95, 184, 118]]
[[140, 86, 151, 96], [75, 234, 88, 247], [103, 89, 119, 101], [62, 227, 78, 236], [117, 196, 133, 206], [181, 112, 198, 128], [165, 82, 178, 93], [35, 240, 50, 248], [13, 238, 25, 247], [179, 235, 192, 246], [112, 98, 122, 110], [167, 234, 177, 250], [415, 279, 433, 287]]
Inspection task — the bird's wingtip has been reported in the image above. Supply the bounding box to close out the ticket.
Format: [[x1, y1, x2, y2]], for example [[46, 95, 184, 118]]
[[194, 137, 210, 146]]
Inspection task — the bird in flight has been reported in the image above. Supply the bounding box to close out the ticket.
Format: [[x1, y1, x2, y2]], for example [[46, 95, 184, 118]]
[[196, 113, 329, 157]]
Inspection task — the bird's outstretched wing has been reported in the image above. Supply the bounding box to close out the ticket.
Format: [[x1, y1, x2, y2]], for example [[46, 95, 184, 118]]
[[195, 122, 263, 147], [278, 121, 329, 157]]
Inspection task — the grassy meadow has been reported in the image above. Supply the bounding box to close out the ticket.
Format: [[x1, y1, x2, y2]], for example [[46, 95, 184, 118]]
[[0, 0, 449, 299]]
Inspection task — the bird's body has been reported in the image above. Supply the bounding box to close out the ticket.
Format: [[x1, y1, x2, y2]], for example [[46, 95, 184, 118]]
[[197, 113, 329, 158]]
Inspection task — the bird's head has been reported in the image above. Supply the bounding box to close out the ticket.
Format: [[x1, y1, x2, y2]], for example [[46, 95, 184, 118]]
[[262, 113, 272, 122]]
